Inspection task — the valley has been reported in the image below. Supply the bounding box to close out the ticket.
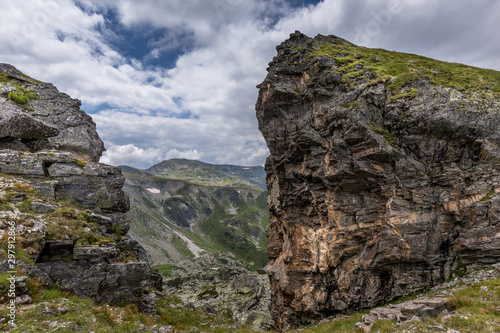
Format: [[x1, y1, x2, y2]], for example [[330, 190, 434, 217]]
[[120, 159, 272, 327]]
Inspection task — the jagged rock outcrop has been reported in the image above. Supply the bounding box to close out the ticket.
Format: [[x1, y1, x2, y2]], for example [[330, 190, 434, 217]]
[[0, 63, 104, 162], [0, 64, 161, 313], [256, 32, 500, 330]]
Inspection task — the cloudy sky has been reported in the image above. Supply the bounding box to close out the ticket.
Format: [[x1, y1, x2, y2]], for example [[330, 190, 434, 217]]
[[1, 0, 499, 168]]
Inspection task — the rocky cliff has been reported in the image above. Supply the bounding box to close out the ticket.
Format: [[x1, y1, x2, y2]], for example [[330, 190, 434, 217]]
[[0, 64, 161, 313], [256, 32, 500, 330]]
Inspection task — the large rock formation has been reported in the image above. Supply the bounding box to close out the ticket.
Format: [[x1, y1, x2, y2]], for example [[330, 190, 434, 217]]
[[0, 64, 161, 313], [256, 32, 500, 330]]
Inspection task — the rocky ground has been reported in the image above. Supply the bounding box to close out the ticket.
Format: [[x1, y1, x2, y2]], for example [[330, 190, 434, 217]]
[[1, 262, 499, 332], [355, 263, 500, 332], [159, 252, 272, 329]]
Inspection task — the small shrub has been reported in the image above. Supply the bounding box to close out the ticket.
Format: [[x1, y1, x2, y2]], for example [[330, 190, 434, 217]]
[[17, 198, 32, 212], [8, 90, 30, 104], [387, 88, 418, 104], [13, 182, 34, 193], [117, 250, 138, 263], [124, 303, 139, 316], [0, 202, 13, 211], [25, 277, 44, 299], [480, 190, 496, 202], [0, 272, 13, 302], [341, 100, 362, 108], [74, 158, 87, 168]]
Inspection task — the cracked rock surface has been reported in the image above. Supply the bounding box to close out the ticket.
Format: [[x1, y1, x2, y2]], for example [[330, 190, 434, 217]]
[[0, 64, 161, 313], [256, 32, 500, 330]]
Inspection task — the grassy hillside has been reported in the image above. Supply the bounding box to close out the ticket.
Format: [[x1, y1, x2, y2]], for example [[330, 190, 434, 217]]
[[121, 159, 269, 271], [309, 37, 500, 100], [142, 159, 266, 190]]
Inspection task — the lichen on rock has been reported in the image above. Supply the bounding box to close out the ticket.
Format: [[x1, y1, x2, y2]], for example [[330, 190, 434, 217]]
[[256, 31, 500, 330]]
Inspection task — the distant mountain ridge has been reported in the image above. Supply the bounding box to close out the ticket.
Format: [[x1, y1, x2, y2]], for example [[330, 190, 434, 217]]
[[120, 158, 266, 190], [119, 159, 269, 271]]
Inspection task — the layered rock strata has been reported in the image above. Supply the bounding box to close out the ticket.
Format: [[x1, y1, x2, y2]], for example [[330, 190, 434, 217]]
[[0, 64, 161, 313], [256, 32, 500, 330]]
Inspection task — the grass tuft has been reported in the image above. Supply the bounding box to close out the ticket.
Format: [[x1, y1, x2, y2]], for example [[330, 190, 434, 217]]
[[310, 42, 500, 98]]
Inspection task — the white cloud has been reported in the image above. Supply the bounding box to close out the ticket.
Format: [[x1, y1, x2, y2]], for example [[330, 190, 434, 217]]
[[1, 0, 499, 168], [92, 109, 266, 167], [0, 0, 180, 113], [100, 144, 203, 167]]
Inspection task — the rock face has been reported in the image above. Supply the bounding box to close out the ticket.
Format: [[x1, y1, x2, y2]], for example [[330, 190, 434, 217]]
[[0, 64, 161, 313], [256, 32, 500, 330], [0, 63, 104, 162]]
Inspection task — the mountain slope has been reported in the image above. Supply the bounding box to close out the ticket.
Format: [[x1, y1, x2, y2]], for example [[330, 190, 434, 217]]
[[121, 159, 269, 270], [146, 159, 266, 190]]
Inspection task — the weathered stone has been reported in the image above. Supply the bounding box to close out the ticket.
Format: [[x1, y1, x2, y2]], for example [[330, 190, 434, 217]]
[[58, 307, 70, 315], [0, 63, 104, 161], [256, 32, 500, 330], [355, 296, 450, 332], [229, 274, 262, 295], [15, 294, 32, 304], [201, 303, 219, 315], [35, 261, 162, 314], [0, 64, 162, 314], [247, 311, 272, 329], [0, 150, 129, 212], [31, 201, 57, 213], [73, 244, 119, 263], [0, 82, 16, 95], [87, 212, 131, 235], [0, 106, 59, 140], [39, 303, 56, 317], [31, 180, 57, 199]]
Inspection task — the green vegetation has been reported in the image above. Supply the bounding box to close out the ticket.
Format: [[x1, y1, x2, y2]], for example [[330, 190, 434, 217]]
[[480, 189, 498, 202], [17, 197, 32, 212], [197, 285, 218, 299], [170, 233, 195, 259], [124, 161, 269, 270], [0, 284, 258, 332], [143, 159, 266, 190], [340, 100, 361, 108], [0, 175, 124, 263], [0, 70, 40, 85], [8, 90, 31, 104], [74, 157, 87, 168], [310, 41, 500, 98], [154, 264, 179, 278], [387, 88, 418, 103], [298, 313, 366, 333], [197, 190, 269, 270], [45, 207, 115, 246], [371, 122, 397, 145], [1, 70, 40, 109]]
